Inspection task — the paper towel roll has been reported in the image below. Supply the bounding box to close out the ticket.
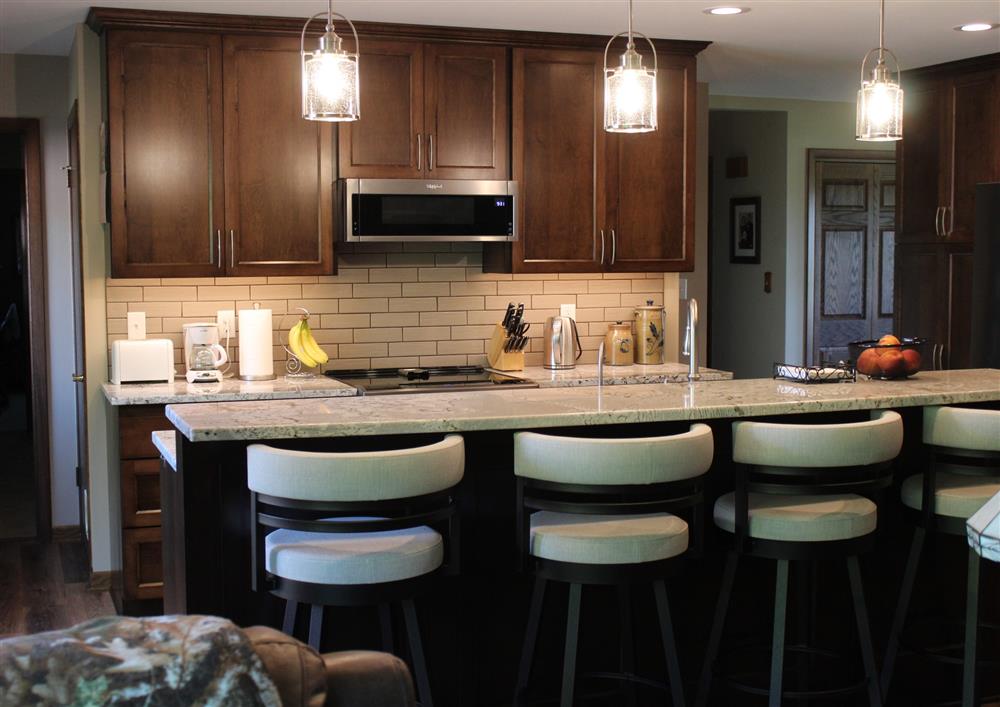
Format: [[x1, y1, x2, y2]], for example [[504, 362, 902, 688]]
[[238, 308, 275, 380]]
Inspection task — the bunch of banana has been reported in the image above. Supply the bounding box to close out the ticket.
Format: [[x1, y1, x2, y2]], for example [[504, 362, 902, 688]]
[[288, 317, 329, 368]]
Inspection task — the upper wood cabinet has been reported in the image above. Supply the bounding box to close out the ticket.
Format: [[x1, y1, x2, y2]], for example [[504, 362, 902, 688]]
[[339, 41, 509, 180], [107, 31, 224, 278], [107, 30, 335, 278], [506, 47, 696, 274]]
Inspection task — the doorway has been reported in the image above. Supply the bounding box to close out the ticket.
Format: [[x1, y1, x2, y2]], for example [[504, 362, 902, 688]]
[[0, 119, 51, 541], [807, 149, 895, 365]]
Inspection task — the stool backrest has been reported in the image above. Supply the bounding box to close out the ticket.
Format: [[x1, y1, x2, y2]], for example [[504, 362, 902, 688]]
[[514, 424, 714, 486], [923, 406, 1000, 452], [733, 410, 902, 469], [247, 435, 465, 502]]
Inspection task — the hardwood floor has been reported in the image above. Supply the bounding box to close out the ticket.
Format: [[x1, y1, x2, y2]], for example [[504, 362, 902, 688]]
[[0, 540, 116, 639]]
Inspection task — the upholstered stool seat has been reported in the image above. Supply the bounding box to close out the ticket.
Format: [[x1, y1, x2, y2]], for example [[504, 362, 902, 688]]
[[901, 472, 1000, 519], [714, 492, 877, 542], [529, 511, 688, 565], [265, 519, 444, 586]]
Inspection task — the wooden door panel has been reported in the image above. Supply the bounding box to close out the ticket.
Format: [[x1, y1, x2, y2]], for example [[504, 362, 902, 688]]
[[610, 58, 695, 271], [223, 36, 333, 275], [123, 527, 163, 600], [339, 41, 423, 178], [512, 48, 605, 272], [896, 78, 945, 244], [947, 250, 974, 368], [821, 229, 866, 318], [108, 31, 223, 277], [425, 44, 508, 179], [894, 244, 948, 357], [946, 70, 999, 242], [121, 459, 161, 528]]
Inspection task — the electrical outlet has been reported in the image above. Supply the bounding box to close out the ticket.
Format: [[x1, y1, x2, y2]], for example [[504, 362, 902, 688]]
[[217, 310, 236, 339], [560, 303, 576, 320], [127, 312, 146, 340]]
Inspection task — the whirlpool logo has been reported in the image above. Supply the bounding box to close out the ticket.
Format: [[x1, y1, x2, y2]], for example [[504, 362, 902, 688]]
[[425, 183, 444, 190]]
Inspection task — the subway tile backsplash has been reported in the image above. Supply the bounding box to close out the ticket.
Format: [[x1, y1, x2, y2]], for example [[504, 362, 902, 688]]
[[105, 244, 665, 372]]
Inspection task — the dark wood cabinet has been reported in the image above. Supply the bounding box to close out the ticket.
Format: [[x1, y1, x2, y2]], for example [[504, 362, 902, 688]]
[[340, 41, 508, 180], [947, 69, 999, 243], [107, 31, 224, 278], [223, 35, 334, 275]]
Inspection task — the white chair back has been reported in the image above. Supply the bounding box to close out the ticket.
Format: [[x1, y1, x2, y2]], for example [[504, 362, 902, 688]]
[[923, 406, 1000, 452]]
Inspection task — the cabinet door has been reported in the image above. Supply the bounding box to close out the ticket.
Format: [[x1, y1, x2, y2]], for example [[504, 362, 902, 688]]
[[946, 248, 974, 368], [123, 526, 163, 601], [338, 40, 424, 178], [945, 69, 999, 243], [107, 31, 224, 278], [894, 243, 948, 366], [607, 54, 696, 271], [896, 76, 946, 244], [511, 48, 606, 273], [424, 43, 509, 179], [223, 35, 334, 276]]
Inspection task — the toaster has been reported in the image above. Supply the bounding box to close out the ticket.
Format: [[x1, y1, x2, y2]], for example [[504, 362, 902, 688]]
[[111, 339, 176, 384]]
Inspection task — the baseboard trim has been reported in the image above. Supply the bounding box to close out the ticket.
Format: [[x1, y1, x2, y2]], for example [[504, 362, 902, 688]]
[[89, 570, 113, 592], [52, 525, 82, 543]]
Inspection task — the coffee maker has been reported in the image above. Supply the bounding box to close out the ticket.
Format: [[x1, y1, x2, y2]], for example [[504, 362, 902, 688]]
[[182, 322, 229, 383]]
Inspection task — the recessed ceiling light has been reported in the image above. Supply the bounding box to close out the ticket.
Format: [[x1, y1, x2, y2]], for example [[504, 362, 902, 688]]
[[704, 7, 749, 16], [955, 22, 998, 32]]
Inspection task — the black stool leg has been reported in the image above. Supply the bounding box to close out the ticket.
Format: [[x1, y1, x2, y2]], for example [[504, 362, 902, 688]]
[[653, 579, 686, 707], [847, 556, 882, 707], [962, 548, 981, 707], [403, 598, 434, 707], [881, 526, 925, 699], [379, 603, 395, 654], [696, 551, 739, 707], [514, 576, 547, 706], [619, 584, 637, 707], [307, 604, 324, 651], [561, 583, 582, 707], [769, 559, 790, 707], [282, 600, 297, 636]]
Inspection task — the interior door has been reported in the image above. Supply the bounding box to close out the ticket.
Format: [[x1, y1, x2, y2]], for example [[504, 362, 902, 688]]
[[223, 35, 334, 276], [68, 102, 90, 552], [812, 160, 896, 364]]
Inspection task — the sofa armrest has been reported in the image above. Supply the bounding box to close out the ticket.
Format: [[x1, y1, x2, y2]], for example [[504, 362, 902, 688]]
[[243, 626, 327, 707], [321, 650, 415, 707]]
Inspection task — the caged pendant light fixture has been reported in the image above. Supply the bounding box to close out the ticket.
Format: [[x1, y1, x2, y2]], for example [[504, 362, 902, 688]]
[[856, 0, 903, 141], [604, 0, 658, 133], [301, 0, 360, 122]]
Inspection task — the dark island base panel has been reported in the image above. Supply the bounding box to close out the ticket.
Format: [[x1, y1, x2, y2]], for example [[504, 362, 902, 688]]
[[163, 409, 1000, 707]]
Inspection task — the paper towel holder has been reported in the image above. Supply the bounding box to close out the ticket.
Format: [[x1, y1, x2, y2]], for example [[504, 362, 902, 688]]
[[238, 303, 277, 381]]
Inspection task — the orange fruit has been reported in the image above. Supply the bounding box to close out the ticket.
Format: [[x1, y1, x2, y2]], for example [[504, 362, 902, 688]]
[[878, 334, 901, 346], [878, 349, 906, 377], [901, 349, 922, 375], [857, 348, 881, 376]]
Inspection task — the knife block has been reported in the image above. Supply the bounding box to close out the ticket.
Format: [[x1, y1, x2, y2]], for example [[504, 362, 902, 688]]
[[487, 323, 524, 371]]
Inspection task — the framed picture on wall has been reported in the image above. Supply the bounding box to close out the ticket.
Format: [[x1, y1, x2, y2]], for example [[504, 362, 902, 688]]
[[730, 196, 761, 264]]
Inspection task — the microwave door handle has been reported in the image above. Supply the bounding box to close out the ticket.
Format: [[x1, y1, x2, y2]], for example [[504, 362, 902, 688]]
[[428, 133, 435, 171], [417, 133, 422, 172]]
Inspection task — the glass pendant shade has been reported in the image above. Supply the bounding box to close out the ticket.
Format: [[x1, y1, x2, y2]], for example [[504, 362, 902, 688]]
[[603, 0, 657, 134], [301, 8, 359, 122], [855, 0, 902, 142]]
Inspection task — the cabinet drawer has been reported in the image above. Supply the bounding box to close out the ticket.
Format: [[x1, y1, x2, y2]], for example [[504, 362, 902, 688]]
[[119, 406, 169, 459], [123, 526, 163, 601], [121, 459, 161, 528]]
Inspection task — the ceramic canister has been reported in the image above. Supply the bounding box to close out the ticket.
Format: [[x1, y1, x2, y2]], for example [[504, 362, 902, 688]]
[[633, 300, 666, 364], [604, 322, 634, 366]]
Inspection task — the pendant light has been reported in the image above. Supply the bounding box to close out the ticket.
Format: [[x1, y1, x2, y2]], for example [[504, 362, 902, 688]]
[[300, 0, 360, 122], [604, 0, 658, 133], [856, 0, 903, 141]]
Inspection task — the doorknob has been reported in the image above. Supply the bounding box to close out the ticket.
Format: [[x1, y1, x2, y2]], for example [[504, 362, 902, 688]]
[[72, 373, 85, 383]]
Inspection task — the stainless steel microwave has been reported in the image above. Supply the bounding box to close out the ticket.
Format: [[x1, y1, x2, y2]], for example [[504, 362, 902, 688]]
[[341, 179, 517, 242]]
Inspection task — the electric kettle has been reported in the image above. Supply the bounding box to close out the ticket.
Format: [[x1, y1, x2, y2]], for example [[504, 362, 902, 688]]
[[543, 315, 582, 370]]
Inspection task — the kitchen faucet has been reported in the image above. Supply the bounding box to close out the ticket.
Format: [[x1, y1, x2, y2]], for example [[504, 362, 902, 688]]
[[683, 298, 700, 381], [597, 339, 606, 389]]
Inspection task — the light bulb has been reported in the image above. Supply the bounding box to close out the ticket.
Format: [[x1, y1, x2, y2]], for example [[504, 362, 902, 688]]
[[867, 81, 892, 127]]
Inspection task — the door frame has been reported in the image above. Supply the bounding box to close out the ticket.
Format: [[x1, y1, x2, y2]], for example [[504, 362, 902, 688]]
[[0, 118, 52, 541], [805, 148, 894, 365]]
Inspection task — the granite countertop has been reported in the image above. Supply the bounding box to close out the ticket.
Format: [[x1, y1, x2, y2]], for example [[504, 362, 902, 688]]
[[151, 430, 177, 470], [102, 375, 358, 405], [517, 363, 732, 387], [166, 369, 1000, 443]]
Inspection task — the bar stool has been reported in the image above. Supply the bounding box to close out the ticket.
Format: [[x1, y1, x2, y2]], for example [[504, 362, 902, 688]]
[[696, 410, 903, 707], [881, 406, 1000, 707], [513, 424, 715, 707], [248, 435, 465, 707]]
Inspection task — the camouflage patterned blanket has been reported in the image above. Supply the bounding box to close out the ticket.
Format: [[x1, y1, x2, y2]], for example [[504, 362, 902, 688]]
[[0, 615, 281, 706]]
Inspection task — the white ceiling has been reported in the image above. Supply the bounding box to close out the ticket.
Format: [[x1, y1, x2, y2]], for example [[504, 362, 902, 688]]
[[1, 0, 998, 101]]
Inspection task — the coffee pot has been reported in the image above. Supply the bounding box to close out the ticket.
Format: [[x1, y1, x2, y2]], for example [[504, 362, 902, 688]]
[[543, 315, 582, 370], [183, 322, 228, 383]]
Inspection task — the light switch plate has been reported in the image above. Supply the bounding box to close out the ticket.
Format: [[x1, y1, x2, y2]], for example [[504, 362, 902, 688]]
[[217, 310, 236, 339], [560, 303, 576, 319], [127, 312, 146, 340]]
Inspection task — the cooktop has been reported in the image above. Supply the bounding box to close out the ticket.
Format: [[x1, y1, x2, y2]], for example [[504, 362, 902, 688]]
[[325, 365, 538, 395]]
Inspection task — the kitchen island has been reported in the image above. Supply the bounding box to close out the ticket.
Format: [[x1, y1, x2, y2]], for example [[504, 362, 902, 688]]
[[162, 370, 999, 706]]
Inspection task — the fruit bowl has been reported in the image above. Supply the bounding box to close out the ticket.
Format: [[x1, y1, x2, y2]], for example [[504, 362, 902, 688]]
[[848, 337, 928, 379]]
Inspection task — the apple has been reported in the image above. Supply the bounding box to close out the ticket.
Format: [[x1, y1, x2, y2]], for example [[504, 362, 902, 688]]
[[877, 349, 907, 377], [878, 334, 902, 347], [857, 348, 881, 376], [901, 349, 922, 375]]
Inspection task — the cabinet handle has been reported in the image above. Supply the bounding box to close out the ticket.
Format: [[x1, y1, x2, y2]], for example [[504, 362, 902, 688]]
[[428, 134, 435, 171], [934, 207, 942, 237], [946, 206, 954, 237], [599, 229, 606, 265], [610, 228, 616, 266], [229, 229, 235, 269], [215, 229, 222, 268], [417, 133, 422, 171]]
